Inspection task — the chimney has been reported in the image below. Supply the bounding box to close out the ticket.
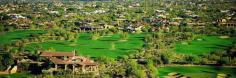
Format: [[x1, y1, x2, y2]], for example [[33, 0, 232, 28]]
[[73, 50, 76, 56]]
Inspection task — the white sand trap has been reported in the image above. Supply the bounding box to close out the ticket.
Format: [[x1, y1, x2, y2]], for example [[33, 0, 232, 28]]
[[197, 38, 203, 41], [181, 42, 188, 45], [219, 36, 230, 39]]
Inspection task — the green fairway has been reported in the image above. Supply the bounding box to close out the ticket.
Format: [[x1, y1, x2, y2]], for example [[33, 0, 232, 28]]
[[174, 35, 236, 55], [0, 72, 33, 78], [25, 33, 145, 58], [0, 30, 46, 45], [158, 66, 236, 78]]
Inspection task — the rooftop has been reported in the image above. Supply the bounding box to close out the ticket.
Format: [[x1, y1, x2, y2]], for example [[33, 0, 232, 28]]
[[40, 52, 74, 57]]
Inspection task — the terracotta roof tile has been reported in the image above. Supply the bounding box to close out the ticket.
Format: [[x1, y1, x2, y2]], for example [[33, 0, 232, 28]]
[[49, 56, 97, 66], [40, 52, 74, 57], [40, 52, 97, 66]]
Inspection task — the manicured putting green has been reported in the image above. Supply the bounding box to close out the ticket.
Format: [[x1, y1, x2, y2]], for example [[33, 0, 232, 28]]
[[26, 33, 145, 58], [0, 30, 46, 45], [158, 66, 236, 78], [174, 35, 236, 55]]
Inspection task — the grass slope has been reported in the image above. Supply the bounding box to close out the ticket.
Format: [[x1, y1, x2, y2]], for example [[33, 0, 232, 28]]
[[175, 35, 236, 55], [0, 72, 32, 78], [0, 30, 46, 45], [26, 33, 145, 58], [158, 66, 236, 78]]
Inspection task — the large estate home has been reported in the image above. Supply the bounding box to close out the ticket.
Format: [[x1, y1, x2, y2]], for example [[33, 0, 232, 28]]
[[40, 51, 98, 73], [6, 51, 98, 75]]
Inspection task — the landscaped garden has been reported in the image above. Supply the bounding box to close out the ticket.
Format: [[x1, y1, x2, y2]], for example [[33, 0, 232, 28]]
[[174, 35, 236, 55], [158, 66, 236, 78], [25, 33, 145, 58]]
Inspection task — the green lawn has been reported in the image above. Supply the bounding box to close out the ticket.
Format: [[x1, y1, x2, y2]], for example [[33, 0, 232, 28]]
[[25, 33, 145, 58], [174, 35, 236, 55], [0, 30, 46, 45], [158, 66, 236, 78], [0, 72, 33, 78]]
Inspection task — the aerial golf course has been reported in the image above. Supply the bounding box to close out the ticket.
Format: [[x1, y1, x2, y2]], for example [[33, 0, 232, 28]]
[[1, 30, 236, 78]]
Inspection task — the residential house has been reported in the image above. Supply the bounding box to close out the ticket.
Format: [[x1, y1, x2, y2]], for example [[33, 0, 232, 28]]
[[40, 51, 98, 73], [7, 14, 26, 19]]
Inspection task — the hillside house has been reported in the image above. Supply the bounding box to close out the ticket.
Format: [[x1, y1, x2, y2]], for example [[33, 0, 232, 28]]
[[99, 23, 113, 29], [6, 13, 34, 29], [169, 22, 180, 26], [218, 17, 236, 27], [187, 22, 205, 27], [40, 51, 98, 73], [128, 21, 143, 32], [7, 14, 26, 19], [79, 26, 102, 31]]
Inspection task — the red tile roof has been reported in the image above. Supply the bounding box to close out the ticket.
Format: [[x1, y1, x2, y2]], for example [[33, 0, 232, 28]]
[[40, 51, 97, 66], [49, 58, 67, 64], [40, 52, 74, 57], [49, 56, 97, 66], [72, 56, 97, 66]]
